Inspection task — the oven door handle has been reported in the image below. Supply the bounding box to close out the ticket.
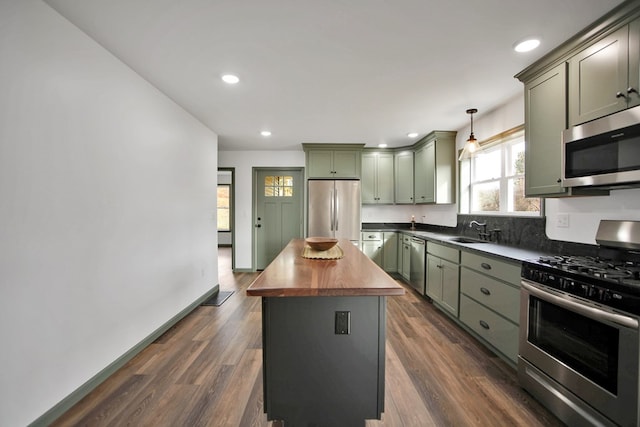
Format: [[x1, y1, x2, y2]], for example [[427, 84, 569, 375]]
[[522, 279, 639, 330]]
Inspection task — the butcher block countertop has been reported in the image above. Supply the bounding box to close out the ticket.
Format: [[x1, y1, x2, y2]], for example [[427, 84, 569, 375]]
[[246, 238, 405, 297]]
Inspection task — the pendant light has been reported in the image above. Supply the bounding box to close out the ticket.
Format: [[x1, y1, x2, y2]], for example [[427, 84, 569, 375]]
[[458, 108, 481, 160]]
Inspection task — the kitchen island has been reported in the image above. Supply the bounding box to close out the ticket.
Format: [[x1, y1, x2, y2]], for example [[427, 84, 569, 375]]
[[247, 238, 404, 426]]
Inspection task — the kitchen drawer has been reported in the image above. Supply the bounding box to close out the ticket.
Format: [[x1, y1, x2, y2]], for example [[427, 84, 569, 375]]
[[362, 232, 383, 241], [460, 294, 518, 364], [460, 251, 520, 285], [427, 242, 459, 263], [460, 268, 519, 324]]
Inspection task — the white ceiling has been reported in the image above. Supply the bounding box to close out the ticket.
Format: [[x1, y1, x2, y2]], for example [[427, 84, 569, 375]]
[[45, 0, 625, 151]]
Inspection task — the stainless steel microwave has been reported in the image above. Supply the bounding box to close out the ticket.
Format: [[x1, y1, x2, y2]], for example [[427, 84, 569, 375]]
[[562, 105, 640, 188]]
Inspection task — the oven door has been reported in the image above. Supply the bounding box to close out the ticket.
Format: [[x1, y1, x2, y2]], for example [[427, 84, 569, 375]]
[[519, 279, 639, 427]]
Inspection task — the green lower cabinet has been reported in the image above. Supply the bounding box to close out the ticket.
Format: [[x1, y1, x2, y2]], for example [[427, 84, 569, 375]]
[[426, 254, 459, 317], [361, 231, 398, 273], [459, 251, 520, 365], [382, 232, 398, 273], [361, 232, 383, 267], [459, 294, 519, 364]]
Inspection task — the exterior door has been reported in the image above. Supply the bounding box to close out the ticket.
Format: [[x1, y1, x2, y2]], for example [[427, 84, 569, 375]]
[[255, 169, 303, 270]]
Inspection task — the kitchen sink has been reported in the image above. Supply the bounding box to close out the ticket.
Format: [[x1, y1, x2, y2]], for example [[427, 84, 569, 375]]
[[449, 236, 488, 244]]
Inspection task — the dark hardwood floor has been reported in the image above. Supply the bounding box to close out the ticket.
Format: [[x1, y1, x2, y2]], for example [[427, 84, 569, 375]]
[[52, 247, 563, 426]]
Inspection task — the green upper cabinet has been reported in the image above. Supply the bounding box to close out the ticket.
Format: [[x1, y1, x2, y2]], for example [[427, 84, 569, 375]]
[[524, 63, 568, 196], [568, 18, 640, 126], [515, 3, 640, 197], [362, 151, 394, 204], [413, 131, 456, 204], [394, 150, 414, 204], [303, 144, 365, 179]]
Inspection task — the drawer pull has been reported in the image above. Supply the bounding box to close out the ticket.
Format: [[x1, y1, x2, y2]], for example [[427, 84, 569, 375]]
[[481, 262, 492, 270], [479, 320, 490, 330], [480, 287, 491, 296]]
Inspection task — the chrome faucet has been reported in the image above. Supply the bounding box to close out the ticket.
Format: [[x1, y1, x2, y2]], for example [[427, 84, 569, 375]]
[[469, 220, 489, 240]]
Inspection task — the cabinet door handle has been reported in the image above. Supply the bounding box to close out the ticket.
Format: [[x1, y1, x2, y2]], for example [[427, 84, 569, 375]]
[[616, 91, 626, 98], [481, 262, 492, 270], [479, 320, 490, 330], [628, 87, 638, 94], [480, 287, 491, 296]]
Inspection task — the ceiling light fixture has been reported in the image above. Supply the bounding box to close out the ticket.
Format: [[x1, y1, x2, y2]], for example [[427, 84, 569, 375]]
[[407, 132, 418, 138], [378, 143, 388, 148], [458, 108, 480, 161], [514, 38, 540, 53], [221, 74, 239, 84], [261, 130, 272, 137]]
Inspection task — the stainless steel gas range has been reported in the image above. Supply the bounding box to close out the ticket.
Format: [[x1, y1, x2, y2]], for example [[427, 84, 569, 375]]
[[519, 220, 640, 427]]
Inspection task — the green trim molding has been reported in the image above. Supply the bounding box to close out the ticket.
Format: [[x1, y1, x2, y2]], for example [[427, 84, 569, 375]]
[[29, 284, 220, 427]]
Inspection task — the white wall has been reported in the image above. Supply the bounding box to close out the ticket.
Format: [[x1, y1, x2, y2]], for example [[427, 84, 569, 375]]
[[218, 150, 305, 269], [0, 2, 219, 425]]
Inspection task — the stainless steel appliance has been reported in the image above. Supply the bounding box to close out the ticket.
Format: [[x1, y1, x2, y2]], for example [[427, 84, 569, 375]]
[[519, 220, 640, 427], [409, 237, 426, 294], [307, 180, 361, 245], [562, 104, 640, 189]]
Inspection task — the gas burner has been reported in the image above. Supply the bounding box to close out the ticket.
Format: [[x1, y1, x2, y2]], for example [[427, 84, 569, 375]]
[[535, 254, 640, 287]]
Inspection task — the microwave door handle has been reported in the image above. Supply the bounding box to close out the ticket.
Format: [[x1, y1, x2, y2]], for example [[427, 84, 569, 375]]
[[522, 279, 639, 329]]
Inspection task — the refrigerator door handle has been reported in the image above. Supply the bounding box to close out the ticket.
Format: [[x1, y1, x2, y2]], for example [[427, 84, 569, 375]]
[[335, 187, 340, 231], [330, 188, 335, 231]]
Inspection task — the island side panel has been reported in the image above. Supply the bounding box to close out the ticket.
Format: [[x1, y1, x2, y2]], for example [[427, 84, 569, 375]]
[[262, 295, 386, 426]]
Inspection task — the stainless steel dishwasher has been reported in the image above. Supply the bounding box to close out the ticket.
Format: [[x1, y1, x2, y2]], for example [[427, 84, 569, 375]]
[[409, 237, 425, 294]]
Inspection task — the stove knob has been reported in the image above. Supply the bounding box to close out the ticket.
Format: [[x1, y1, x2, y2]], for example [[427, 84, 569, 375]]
[[602, 291, 612, 302], [564, 279, 572, 290], [580, 284, 589, 296]]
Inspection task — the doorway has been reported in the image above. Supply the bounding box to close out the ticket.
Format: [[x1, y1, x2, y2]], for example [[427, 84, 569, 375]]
[[254, 168, 304, 270], [218, 168, 235, 270]]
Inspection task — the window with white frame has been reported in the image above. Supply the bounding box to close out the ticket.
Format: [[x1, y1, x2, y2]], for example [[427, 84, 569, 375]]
[[459, 126, 541, 216]]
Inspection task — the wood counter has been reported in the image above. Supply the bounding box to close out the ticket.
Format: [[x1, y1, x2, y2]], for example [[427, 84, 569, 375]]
[[247, 238, 404, 426], [246, 238, 405, 297]]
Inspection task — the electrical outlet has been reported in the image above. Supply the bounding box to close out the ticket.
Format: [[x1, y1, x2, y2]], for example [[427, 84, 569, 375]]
[[557, 213, 570, 228], [335, 311, 350, 335]]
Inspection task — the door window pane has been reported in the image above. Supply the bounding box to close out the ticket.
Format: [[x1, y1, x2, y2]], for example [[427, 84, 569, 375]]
[[264, 176, 294, 197]]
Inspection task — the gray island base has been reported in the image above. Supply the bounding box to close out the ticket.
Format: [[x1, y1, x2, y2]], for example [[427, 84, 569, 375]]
[[247, 239, 404, 426]]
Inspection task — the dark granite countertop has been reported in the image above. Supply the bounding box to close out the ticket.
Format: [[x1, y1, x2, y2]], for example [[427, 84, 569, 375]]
[[362, 227, 550, 263]]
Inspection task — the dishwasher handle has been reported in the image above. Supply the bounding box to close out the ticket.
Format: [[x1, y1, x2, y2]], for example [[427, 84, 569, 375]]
[[410, 238, 425, 245]]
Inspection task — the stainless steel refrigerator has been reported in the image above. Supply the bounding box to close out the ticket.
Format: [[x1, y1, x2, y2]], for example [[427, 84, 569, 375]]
[[307, 179, 361, 245]]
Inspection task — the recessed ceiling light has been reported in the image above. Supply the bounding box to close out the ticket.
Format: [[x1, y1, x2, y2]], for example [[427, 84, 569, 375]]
[[221, 74, 239, 84], [261, 131, 271, 137], [407, 132, 418, 138], [378, 143, 388, 148], [514, 38, 540, 53]]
